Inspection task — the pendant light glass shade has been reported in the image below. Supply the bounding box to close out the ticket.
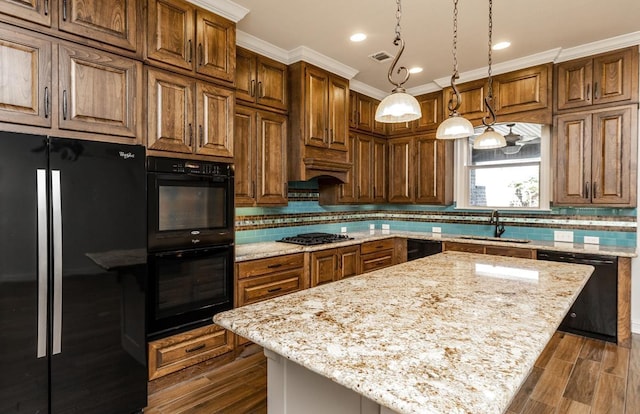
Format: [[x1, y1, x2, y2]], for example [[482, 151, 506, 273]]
[[473, 126, 506, 149], [375, 89, 421, 123], [436, 113, 474, 139]]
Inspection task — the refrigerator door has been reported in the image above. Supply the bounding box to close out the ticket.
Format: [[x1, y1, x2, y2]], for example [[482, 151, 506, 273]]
[[0, 133, 49, 413], [48, 138, 147, 413]]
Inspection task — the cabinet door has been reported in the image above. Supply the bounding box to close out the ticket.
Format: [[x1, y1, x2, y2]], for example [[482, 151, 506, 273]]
[[235, 47, 256, 103], [147, 0, 194, 71], [310, 249, 338, 287], [554, 112, 592, 205], [356, 134, 373, 203], [591, 106, 635, 205], [348, 90, 357, 128], [147, 68, 194, 153], [195, 82, 234, 158], [234, 106, 256, 206], [338, 245, 360, 279], [494, 64, 550, 115], [443, 78, 486, 120], [257, 56, 287, 110], [337, 132, 357, 203], [304, 65, 328, 147], [0, 27, 51, 127], [356, 94, 373, 132], [372, 137, 387, 202], [328, 75, 348, 151], [0, 0, 51, 26], [388, 120, 413, 136], [195, 9, 235, 82], [556, 57, 592, 111], [256, 110, 288, 205], [415, 92, 443, 132], [58, 43, 141, 139], [443, 242, 484, 254], [415, 135, 453, 205], [592, 48, 635, 106], [372, 100, 386, 135], [59, 0, 138, 51], [388, 137, 414, 203]]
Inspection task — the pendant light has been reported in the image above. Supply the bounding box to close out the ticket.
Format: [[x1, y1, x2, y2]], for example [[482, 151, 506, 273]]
[[436, 0, 474, 140], [374, 0, 422, 123], [473, 0, 506, 150]]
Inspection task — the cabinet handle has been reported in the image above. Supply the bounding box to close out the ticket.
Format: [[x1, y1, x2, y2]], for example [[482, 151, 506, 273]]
[[267, 263, 282, 269], [187, 40, 192, 63], [330, 129, 333, 140], [185, 344, 206, 353], [586, 84, 590, 101], [357, 112, 360, 125], [373, 186, 377, 197], [267, 287, 283, 293], [252, 181, 256, 198], [62, 0, 67, 20], [44, 0, 49, 15], [570, 312, 577, 318], [594, 82, 599, 100], [585, 181, 590, 199], [357, 186, 361, 198], [44, 87, 49, 119], [188, 123, 193, 146], [198, 43, 203, 66], [62, 90, 68, 120], [199, 125, 204, 147], [592, 182, 597, 199], [258, 81, 263, 98], [284, 182, 288, 197], [250, 79, 256, 97]]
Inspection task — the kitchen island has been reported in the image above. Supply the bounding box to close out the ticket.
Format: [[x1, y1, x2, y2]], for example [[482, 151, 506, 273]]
[[214, 251, 594, 414]]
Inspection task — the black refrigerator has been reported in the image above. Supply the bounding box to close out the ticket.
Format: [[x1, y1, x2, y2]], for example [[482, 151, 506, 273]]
[[0, 133, 148, 413]]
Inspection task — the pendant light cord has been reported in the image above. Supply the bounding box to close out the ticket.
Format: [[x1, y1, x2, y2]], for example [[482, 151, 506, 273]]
[[482, 0, 497, 127], [387, 0, 410, 91], [448, 0, 463, 114]]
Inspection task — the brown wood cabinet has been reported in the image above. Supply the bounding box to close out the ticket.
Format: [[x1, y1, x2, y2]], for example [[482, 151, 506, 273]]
[[234, 105, 288, 206], [387, 91, 443, 136], [148, 323, 234, 380], [494, 63, 552, 124], [554, 105, 637, 206], [388, 134, 453, 205], [146, 67, 234, 159], [350, 92, 385, 135], [0, 0, 140, 52], [556, 47, 638, 111], [146, 0, 235, 84], [236, 253, 306, 307], [310, 245, 360, 287], [236, 47, 287, 111], [443, 241, 535, 259], [442, 78, 486, 122], [288, 61, 351, 181], [360, 238, 397, 273]]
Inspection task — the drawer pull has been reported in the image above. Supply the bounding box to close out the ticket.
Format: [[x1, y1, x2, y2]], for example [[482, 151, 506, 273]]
[[267, 263, 282, 269], [267, 287, 282, 293], [185, 343, 206, 353], [570, 312, 577, 318]]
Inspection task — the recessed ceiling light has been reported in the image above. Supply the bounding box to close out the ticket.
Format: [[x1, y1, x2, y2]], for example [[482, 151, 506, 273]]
[[350, 33, 367, 42], [409, 67, 423, 74], [492, 41, 511, 50]]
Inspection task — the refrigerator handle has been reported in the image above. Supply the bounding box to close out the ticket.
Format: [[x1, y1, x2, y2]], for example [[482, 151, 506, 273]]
[[36, 170, 48, 358], [51, 170, 63, 355]]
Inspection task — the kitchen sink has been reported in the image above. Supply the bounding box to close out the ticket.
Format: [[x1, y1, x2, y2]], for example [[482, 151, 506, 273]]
[[458, 236, 531, 244]]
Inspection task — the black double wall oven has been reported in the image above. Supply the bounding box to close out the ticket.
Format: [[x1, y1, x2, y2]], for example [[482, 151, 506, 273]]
[[147, 157, 235, 340]]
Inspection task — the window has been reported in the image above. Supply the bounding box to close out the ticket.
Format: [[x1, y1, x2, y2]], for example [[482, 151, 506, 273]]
[[455, 123, 551, 210]]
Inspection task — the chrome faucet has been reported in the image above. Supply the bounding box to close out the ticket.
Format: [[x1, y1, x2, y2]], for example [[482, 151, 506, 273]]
[[489, 210, 506, 238]]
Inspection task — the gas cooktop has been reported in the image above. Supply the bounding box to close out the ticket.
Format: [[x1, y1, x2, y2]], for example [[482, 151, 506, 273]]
[[277, 232, 353, 246]]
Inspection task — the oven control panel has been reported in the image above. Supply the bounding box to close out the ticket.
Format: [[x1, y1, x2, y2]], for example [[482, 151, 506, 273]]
[[147, 156, 233, 177]]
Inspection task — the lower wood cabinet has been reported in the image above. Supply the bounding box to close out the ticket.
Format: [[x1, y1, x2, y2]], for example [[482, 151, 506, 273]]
[[443, 241, 536, 259], [310, 245, 360, 287], [148, 324, 234, 380], [360, 238, 397, 273], [236, 253, 306, 306]]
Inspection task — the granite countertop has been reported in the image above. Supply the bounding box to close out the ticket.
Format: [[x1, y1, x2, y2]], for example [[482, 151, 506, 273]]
[[215, 251, 594, 414], [235, 230, 637, 262]]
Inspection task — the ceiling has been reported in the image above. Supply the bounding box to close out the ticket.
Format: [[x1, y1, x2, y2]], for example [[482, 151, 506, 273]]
[[218, 0, 640, 99]]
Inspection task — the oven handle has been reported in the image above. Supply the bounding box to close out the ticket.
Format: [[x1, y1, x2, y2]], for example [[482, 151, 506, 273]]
[[152, 244, 234, 258]]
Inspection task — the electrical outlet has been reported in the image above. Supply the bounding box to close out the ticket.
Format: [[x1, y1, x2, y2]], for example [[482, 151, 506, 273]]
[[381, 224, 390, 230], [584, 236, 600, 245], [432, 227, 442, 233], [369, 224, 375, 230], [554, 230, 574, 243], [340, 227, 347, 233]]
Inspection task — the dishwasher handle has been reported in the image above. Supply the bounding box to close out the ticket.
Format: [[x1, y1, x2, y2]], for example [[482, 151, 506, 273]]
[[537, 251, 616, 266]]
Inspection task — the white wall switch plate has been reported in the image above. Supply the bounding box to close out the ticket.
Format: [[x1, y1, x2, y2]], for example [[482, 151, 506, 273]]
[[340, 227, 347, 233], [381, 224, 390, 230], [432, 227, 442, 233], [369, 224, 375, 230], [554, 230, 574, 243], [584, 236, 600, 245]]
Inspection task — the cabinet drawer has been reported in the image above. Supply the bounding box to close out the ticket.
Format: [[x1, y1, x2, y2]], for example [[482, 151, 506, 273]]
[[237, 253, 304, 279], [443, 242, 484, 254], [361, 250, 394, 273], [238, 270, 304, 306], [485, 246, 536, 259], [360, 238, 395, 255], [148, 324, 233, 380]]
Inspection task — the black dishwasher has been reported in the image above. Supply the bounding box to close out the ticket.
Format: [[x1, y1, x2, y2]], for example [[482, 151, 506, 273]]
[[407, 239, 442, 261], [537, 250, 617, 343]]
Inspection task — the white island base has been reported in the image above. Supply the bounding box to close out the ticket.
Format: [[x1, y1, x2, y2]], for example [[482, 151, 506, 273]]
[[266, 349, 398, 414]]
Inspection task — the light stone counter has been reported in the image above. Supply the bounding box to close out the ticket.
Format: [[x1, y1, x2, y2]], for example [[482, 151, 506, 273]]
[[215, 251, 594, 414], [235, 230, 636, 262]]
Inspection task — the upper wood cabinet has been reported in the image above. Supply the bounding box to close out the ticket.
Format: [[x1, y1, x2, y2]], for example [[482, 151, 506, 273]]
[[387, 136, 414, 203], [288, 61, 351, 181], [146, 0, 235, 84], [388, 91, 443, 136], [554, 105, 637, 206], [234, 105, 288, 206], [0, 0, 51, 26], [146, 67, 234, 159], [494, 63, 552, 122], [556, 47, 638, 111], [236, 47, 287, 111], [349, 90, 385, 135], [442, 78, 486, 122]]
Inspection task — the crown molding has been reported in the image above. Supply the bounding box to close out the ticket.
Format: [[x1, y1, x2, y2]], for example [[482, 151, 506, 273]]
[[406, 82, 442, 96], [288, 46, 359, 80], [187, 0, 249, 22], [349, 80, 386, 100], [555, 31, 640, 62], [236, 30, 289, 64]]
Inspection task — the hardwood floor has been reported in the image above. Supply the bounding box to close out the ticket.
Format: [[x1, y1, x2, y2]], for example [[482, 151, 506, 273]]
[[147, 333, 640, 414]]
